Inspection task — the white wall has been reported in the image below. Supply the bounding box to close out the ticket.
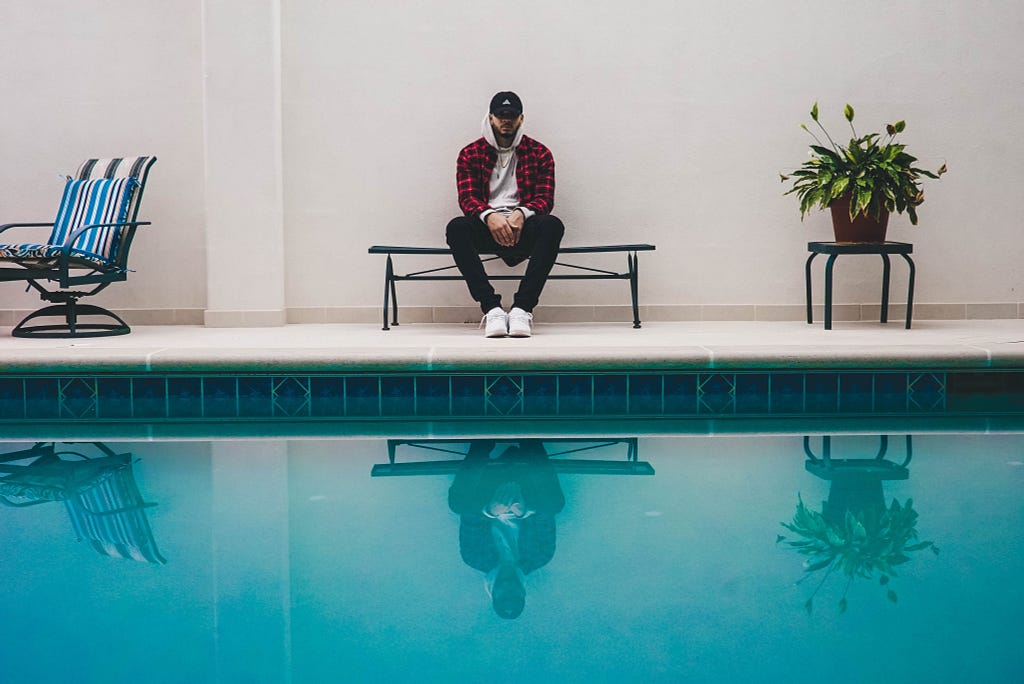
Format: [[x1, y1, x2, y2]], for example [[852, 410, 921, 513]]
[[2, 1, 1022, 324], [0, 0, 207, 324]]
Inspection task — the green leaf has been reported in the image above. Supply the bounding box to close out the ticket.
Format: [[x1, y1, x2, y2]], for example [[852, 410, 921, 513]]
[[891, 552, 912, 566], [905, 541, 933, 552], [894, 120, 906, 133], [805, 557, 834, 572], [830, 176, 850, 199], [810, 145, 842, 162], [776, 534, 786, 543], [838, 597, 848, 614], [811, 102, 819, 121], [879, 574, 890, 585], [853, 187, 872, 217], [844, 104, 855, 122], [887, 589, 898, 604]]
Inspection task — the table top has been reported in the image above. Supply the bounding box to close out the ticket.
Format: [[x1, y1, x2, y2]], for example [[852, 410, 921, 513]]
[[807, 241, 913, 255]]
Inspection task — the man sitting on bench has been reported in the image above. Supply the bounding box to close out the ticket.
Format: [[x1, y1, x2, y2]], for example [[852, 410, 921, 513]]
[[445, 91, 565, 338]]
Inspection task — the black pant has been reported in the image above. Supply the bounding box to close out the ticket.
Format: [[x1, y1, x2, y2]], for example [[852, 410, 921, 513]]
[[445, 214, 565, 314]]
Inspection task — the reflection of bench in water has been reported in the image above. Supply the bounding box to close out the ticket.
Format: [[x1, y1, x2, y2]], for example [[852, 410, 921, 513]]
[[372, 438, 654, 477], [0, 442, 166, 564]]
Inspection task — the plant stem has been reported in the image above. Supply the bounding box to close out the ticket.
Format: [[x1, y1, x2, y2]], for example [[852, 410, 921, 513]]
[[809, 560, 838, 601], [814, 120, 841, 154], [802, 127, 826, 149]]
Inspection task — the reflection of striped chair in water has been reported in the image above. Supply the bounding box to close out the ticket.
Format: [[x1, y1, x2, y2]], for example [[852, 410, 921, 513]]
[[0, 442, 166, 564]]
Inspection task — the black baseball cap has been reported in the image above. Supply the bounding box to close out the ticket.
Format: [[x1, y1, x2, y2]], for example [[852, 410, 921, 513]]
[[489, 91, 523, 118]]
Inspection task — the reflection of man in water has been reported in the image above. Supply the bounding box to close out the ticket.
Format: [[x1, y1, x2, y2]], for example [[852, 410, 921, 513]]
[[448, 440, 565, 619]]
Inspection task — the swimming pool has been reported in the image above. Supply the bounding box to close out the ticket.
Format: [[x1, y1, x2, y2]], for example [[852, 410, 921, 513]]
[[2, 423, 1021, 683]]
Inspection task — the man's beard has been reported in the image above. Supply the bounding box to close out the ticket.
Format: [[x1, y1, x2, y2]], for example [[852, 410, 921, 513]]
[[492, 123, 520, 143]]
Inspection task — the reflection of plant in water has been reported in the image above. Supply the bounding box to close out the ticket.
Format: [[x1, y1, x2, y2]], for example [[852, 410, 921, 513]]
[[778, 494, 938, 613]]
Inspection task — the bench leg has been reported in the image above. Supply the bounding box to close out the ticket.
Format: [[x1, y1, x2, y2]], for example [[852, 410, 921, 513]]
[[880, 253, 891, 323], [805, 252, 817, 324], [382, 255, 393, 331], [390, 266, 399, 327], [629, 252, 641, 328], [902, 253, 916, 329]]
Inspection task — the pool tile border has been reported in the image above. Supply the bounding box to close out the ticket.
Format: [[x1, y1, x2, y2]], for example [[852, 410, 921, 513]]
[[1, 369, 1021, 422]]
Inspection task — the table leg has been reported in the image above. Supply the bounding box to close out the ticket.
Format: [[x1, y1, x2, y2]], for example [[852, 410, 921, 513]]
[[824, 254, 837, 330], [805, 252, 817, 324], [901, 254, 916, 329], [880, 253, 891, 323]]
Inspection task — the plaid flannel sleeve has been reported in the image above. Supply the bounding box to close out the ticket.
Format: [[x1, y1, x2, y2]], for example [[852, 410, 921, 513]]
[[456, 143, 491, 216], [520, 143, 555, 215]]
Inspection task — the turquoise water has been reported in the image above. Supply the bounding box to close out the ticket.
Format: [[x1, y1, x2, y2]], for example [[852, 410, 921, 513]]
[[2, 428, 1022, 683]]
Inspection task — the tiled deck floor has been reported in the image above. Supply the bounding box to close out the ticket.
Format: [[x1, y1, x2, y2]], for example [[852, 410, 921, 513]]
[[1, 319, 1023, 372]]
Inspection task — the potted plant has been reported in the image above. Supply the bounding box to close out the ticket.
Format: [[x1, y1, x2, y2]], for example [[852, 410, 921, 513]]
[[782, 103, 947, 242]]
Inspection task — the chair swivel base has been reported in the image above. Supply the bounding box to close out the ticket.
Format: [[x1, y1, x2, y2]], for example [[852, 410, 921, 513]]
[[12, 302, 131, 338]]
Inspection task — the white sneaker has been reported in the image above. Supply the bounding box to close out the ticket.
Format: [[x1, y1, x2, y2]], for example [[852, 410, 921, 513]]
[[481, 307, 508, 338], [508, 307, 533, 337]]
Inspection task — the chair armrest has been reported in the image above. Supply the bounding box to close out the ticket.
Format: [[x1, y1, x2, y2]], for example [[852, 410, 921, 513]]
[[0, 222, 55, 237], [60, 221, 152, 249], [0, 495, 52, 508], [57, 221, 152, 277]]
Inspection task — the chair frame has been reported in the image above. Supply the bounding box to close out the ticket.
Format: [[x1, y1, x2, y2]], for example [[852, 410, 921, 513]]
[[0, 157, 157, 338]]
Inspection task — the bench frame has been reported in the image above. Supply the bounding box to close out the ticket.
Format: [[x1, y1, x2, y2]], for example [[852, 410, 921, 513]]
[[368, 244, 655, 331]]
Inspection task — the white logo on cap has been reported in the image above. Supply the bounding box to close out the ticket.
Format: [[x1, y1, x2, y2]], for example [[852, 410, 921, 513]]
[[503, 99, 511, 105]]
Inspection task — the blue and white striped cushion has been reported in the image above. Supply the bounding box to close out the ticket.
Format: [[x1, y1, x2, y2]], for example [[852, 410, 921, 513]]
[[65, 462, 166, 564], [48, 177, 138, 264], [0, 244, 113, 268]]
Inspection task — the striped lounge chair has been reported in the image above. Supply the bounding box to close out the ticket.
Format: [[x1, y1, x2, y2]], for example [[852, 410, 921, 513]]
[[0, 156, 157, 337], [0, 442, 166, 564]]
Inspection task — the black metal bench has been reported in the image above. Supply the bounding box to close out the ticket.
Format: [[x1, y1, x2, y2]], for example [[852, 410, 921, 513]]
[[371, 437, 654, 477], [368, 244, 656, 331]]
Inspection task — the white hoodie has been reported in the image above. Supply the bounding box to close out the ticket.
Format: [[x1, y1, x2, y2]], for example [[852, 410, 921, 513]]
[[479, 114, 535, 223]]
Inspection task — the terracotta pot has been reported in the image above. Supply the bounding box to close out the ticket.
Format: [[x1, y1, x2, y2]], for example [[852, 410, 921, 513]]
[[829, 194, 889, 243]]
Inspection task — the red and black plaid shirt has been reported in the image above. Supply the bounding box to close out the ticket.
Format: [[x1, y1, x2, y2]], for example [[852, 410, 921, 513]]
[[456, 136, 555, 217]]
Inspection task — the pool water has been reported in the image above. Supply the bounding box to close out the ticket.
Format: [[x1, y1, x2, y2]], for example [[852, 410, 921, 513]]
[[1, 428, 1022, 683]]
